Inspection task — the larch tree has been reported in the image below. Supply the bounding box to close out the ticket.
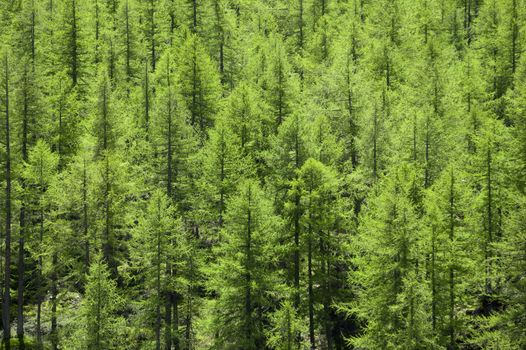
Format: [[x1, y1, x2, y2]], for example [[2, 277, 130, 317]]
[[130, 190, 180, 350], [22, 140, 59, 348], [296, 158, 339, 349], [349, 164, 433, 349], [176, 32, 221, 135], [207, 179, 281, 349], [424, 164, 473, 348]]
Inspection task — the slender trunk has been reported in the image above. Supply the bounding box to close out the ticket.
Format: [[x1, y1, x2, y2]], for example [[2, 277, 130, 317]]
[[3, 54, 12, 350], [219, 41, 224, 78], [373, 103, 378, 179], [95, 0, 100, 63], [185, 256, 194, 350], [307, 188, 315, 349], [511, 0, 517, 74], [431, 226, 436, 331], [214, 1, 224, 79], [125, 0, 131, 79], [17, 67, 30, 346], [103, 156, 114, 278], [191, 45, 197, 128], [321, 231, 332, 350], [165, 59, 173, 350], [413, 114, 417, 161], [37, 183, 44, 349], [448, 171, 455, 349], [95, 268, 101, 350], [17, 206, 25, 348], [83, 158, 90, 270], [37, 159, 45, 349], [167, 58, 173, 199], [293, 193, 300, 307], [192, 0, 197, 31], [277, 59, 284, 126], [293, 123, 301, 309], [286, 307, 292, 350], [71, 0, 78, 85], [307, 225, 315, 349], [424, 114, 430, 188], [299, 0, 304, 50], [31, 0, 36, 66], [485, 146, 492, 295], [108, 39, 115, 81], [245, 186, 253, 348], [164, 287, 172, 350], [150, 0, 156, 70], [156, 200, 161, 350], [144, 61, 150, 139], [385, 50, 391, 88], [219, 132, 225, 228], [51, 253, 58, 350], [173, 293, 179, 349], [346, 64, 357, 168], [170, 0, 175, 40]]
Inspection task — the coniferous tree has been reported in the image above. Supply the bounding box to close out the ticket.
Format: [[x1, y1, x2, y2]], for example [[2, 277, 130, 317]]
[[350, 164, 432, 349], [207, 180, 281, 349], [177, 33, 221, 135], [72, 254, 124, 349], [22, 140, 59, 348]]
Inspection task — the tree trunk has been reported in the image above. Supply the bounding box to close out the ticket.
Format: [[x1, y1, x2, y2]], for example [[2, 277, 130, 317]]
[[245, 187, 253, 348], [156, 210, 161, 350], [70, 0, 78, 85], [144, 61, 150, 140], [83, 158, 90, 271], [125, 0, 131, 79], [373, 103, 378, 179], [150, 0, 156, 70], [431, 226, 436, 331], [308, 227, 315, 349], [51, 253, 58, 350], [449, 171, 455, 349], [192, 0, 197, 31], [165, 60, 173, 350], [17, 66, 30, 347], [3, 53, 12, 350]]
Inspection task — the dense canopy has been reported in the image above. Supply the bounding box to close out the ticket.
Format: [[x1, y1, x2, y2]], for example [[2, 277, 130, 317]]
[[0, 0, 525, 349]]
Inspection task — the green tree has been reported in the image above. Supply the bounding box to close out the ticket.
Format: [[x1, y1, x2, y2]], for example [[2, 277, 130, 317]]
[[130, 190, 181, 350], [424, 165, 473, 347], [23, 140, 59, 348], [176, 32, 221, 134], [350, 164, 433, 349], [75, 254, 124, 349], [296, 158, 338, 349], [207, 180, 281, 349]]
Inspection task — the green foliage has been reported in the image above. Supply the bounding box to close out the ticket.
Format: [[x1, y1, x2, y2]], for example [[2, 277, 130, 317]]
[[67, 254, 124, 349], [0, 0, 524, 349], [206, 180, 282, 349]]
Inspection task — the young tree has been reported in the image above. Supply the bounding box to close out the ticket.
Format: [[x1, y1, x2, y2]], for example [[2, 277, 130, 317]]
[[296, 158, 339, 349], [207, 180, 281, 349], [349, 164, 433, 349], [2, 52, 13, 350], [195, 120, 247, 235], [266, 300, 309, 350], [74, 254, 123, 349], [130, 190, 180, 350], [23, 140, 59, 348], [425, 165, 473, 347], [176, 33, 221, 135], [269, 112, 309, 310]]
